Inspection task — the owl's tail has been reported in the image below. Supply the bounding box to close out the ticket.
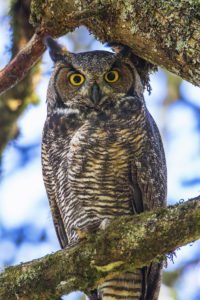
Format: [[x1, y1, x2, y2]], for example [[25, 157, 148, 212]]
[[88, 263, 162, 300], [98, 269, 144, 300]]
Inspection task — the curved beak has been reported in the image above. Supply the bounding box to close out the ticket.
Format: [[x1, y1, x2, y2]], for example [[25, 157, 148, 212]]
[[91, 83, 101, 106]]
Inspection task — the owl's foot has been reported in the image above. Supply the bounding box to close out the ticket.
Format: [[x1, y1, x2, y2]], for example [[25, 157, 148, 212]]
[[72, 225, 87, 239], [99, 218, 110, 230], [72, 219, 110, 239]]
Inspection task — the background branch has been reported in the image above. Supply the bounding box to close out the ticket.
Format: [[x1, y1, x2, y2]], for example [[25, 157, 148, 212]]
[[0, 197, 199, 299], [0, 30, 47, 96], [0, 1, 46, 158]]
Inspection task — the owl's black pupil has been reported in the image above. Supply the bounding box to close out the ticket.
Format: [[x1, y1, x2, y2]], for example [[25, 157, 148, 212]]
[[107, 72, 115, 81], [74, 75, 81, 83]]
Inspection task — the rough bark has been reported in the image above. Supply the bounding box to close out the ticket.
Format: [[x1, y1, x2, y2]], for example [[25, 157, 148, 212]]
[[1, 0, 199, 95], [30, 0, 200, 86], [0, 197, 199, 300]]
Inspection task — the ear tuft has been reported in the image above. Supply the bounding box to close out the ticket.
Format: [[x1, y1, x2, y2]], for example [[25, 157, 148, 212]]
[[45, 36, 70, 62], [107, 42, 130, 56]]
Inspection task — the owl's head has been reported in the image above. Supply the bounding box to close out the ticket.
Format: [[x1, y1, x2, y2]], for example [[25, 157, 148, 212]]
[[46, 37, 153, 113]]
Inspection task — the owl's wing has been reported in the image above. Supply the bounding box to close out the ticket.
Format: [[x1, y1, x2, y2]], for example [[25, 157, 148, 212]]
[[130, 162, 163, 300], [42, 141, 68, 249], [131, 161, 155, 211], [130, 164, 144, 213], [130, 115, 166, 299], [131, 113, 167, 212]]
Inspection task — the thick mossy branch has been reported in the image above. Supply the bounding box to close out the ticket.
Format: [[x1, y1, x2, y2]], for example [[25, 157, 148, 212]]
[[30, 0, 200, 86], [0, 197, 199, 300], [1, 0, 199, 97]]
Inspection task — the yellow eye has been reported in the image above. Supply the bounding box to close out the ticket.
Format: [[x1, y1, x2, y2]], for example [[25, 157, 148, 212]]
[[104, 70, 119, 83], [69, 73, 85, 86]]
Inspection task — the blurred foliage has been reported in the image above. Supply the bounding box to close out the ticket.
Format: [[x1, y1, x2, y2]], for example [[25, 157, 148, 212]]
[[10, 0, 33, 55], [0, 0, 41, 159], [163, 72, 182, 107]]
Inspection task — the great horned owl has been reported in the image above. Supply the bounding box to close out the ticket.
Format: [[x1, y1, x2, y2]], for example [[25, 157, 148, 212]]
[[42, 37, 167, 300]]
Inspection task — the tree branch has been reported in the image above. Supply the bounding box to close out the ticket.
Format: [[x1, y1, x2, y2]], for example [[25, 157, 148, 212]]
[[0, 30, 47, 95], [0, 0, 199, 97], [30, 0, 200, 86], [0, 197, 199, 299]]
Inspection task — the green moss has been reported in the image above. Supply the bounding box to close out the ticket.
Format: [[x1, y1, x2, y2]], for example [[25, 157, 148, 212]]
[[30, 0, 44, 25]]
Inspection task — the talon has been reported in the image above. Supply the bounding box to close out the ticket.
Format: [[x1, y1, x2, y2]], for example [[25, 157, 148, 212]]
[[73, 225, 87, 239], [99, 218, 109, 230]]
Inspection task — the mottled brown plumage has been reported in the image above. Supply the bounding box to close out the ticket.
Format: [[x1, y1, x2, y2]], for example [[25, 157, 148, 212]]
[[42, 37, 167, 300]]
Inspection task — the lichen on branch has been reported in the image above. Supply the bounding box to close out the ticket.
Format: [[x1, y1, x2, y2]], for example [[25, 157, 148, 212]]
[[30, 0, 200, 86]]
